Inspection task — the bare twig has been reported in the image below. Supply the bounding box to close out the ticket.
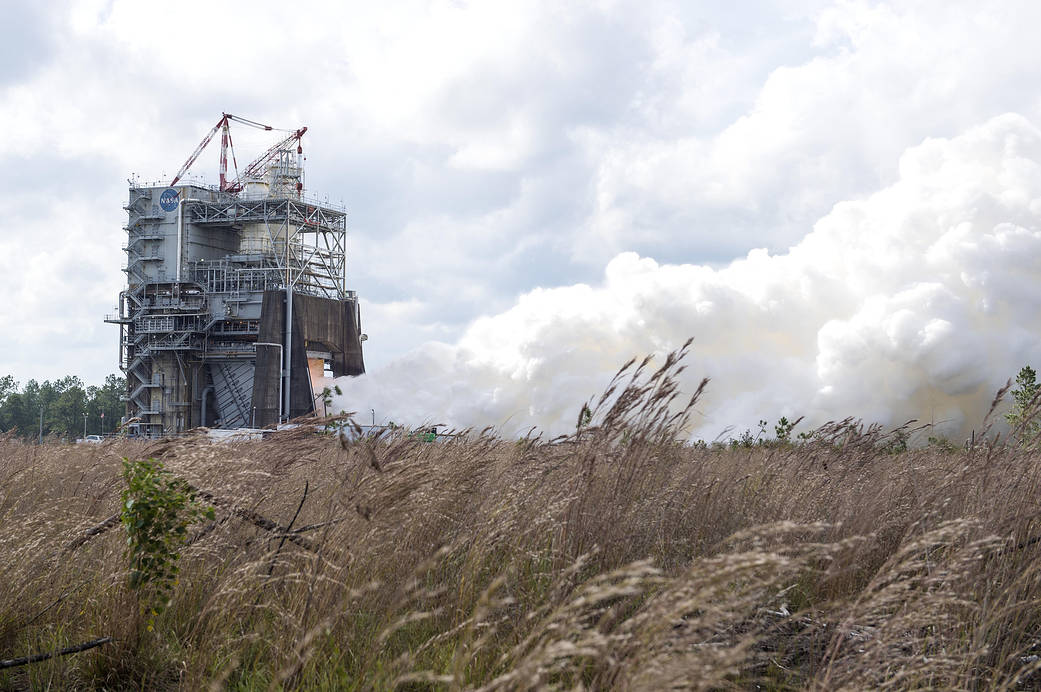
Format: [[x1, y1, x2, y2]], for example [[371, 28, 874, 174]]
[[21, 580, 91, 629], [62, 514, 120, 554], [63, 490, 320, 555], [192, 488, 318, 552], [290, 517, 349, 534], [185, 520, 221, 547], [0, 636, 113, 670], [266, 481, 310, 579]]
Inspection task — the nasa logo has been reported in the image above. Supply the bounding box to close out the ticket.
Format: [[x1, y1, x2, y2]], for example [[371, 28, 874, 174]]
[[159, 188, 180, 212]]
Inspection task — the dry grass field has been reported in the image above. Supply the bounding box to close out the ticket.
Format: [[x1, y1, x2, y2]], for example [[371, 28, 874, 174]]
[[4, 351, 1041, 689]]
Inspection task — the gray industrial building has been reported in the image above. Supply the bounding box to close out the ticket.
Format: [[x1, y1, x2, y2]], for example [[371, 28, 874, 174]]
[[106, 117, 365, 437]]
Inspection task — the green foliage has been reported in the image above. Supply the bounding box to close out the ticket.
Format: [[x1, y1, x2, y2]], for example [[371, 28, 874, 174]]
[[774, 416, 796, 443], [927, 435, 959, 453], [731, 418, 800, 448], [0, 373, 125, 439], [884, 428, 909, 454], [316, 384, 343, 417], [731, 428, 756, 448], [1006, 365, 1041, 443], [724, 417, 808, 449], [0, 374, 16, 401], [120, 457, 214, 628], [576, 402, 592, 430]]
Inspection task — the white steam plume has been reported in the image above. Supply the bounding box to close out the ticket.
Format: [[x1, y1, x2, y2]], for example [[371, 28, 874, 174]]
[[331, 114, 1041, 440]]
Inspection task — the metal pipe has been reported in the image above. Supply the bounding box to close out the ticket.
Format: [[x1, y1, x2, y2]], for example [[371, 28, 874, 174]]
[[284, 289, 292, 421], [284, 223, 292, 424], [200, 385, 214, 428], [255, 342, 283, 423], [176, 195, 183, 281], [176, 195, 199, 282]]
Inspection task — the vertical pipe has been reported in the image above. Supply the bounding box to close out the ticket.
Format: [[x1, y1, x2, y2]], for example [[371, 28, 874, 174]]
[[284, 288, 292, 421], [200, 385, 214, 428], [285, 219, 291, 423], [176, 195, 199, 283], [176, 194, 183, 282]]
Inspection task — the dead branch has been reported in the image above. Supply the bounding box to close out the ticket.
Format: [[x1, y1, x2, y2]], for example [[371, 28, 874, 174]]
[[62, 514, 121, 554], [192, 488, 317, 552], [290, 517, 350, 534], [63, 488, 319, 555], [21, 580, 91, 629], [0, 636, 113, 670], [267, 481, 310, 578]]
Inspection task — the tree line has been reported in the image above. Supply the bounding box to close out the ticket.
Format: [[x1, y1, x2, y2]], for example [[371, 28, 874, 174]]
[[0, 374, 125, 441]]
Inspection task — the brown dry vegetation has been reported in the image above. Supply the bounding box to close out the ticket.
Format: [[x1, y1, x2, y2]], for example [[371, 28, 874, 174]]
[[3, 350, 1041, 689]]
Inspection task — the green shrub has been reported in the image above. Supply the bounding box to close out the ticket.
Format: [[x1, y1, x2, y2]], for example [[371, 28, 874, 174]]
[[120, 457, 213, 628]]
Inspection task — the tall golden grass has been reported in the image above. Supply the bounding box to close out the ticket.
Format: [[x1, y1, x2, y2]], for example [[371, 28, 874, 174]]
[[3, 347, 1041, 689]]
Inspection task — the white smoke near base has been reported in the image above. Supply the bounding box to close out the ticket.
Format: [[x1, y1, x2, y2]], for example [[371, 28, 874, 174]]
[[330, 114, 1041, 440]]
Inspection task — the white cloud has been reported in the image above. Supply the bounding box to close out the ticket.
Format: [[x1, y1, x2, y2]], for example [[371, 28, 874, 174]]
[[578, 0, 1041, 266], [333, 115, 1041, 439]]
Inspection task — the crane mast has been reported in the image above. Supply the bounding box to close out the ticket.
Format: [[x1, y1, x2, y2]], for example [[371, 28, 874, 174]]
[[168, 113, 284, 193]]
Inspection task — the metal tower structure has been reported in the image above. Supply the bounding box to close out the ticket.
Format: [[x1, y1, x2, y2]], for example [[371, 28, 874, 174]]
[[106, 115, 365, 437]]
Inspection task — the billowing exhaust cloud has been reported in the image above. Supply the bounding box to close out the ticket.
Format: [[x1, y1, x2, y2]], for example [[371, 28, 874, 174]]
[[330, 114, 1041, 440]]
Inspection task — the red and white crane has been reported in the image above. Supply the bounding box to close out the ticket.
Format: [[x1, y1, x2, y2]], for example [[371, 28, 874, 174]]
[[168, 113, 306, 195]]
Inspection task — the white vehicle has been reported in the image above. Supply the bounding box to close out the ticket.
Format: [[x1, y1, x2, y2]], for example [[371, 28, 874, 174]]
[[75, 435, 104, 444]]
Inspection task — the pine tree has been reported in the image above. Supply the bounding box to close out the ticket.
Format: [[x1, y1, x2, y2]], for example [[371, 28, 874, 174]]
[[1006, 365, 1041, 442]]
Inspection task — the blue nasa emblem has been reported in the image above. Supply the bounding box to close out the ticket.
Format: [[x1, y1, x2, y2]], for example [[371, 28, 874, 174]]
[[159, 188, 180, 212]]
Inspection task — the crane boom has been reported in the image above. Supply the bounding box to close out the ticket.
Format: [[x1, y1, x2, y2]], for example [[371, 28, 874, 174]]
[[169, 113, 276, 189], [169, 117, 223, 187], [225, 127, 307, 195]]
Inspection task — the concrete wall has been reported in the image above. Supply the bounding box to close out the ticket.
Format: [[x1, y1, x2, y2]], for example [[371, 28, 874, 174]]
[[251, 290, 365, 427]]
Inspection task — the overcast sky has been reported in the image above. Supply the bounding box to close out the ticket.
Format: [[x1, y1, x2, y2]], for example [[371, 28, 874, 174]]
[[3, 0, 1041, 435]]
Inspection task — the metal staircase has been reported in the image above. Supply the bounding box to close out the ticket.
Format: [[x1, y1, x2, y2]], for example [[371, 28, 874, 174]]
[[211, 361, 255, 428]]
